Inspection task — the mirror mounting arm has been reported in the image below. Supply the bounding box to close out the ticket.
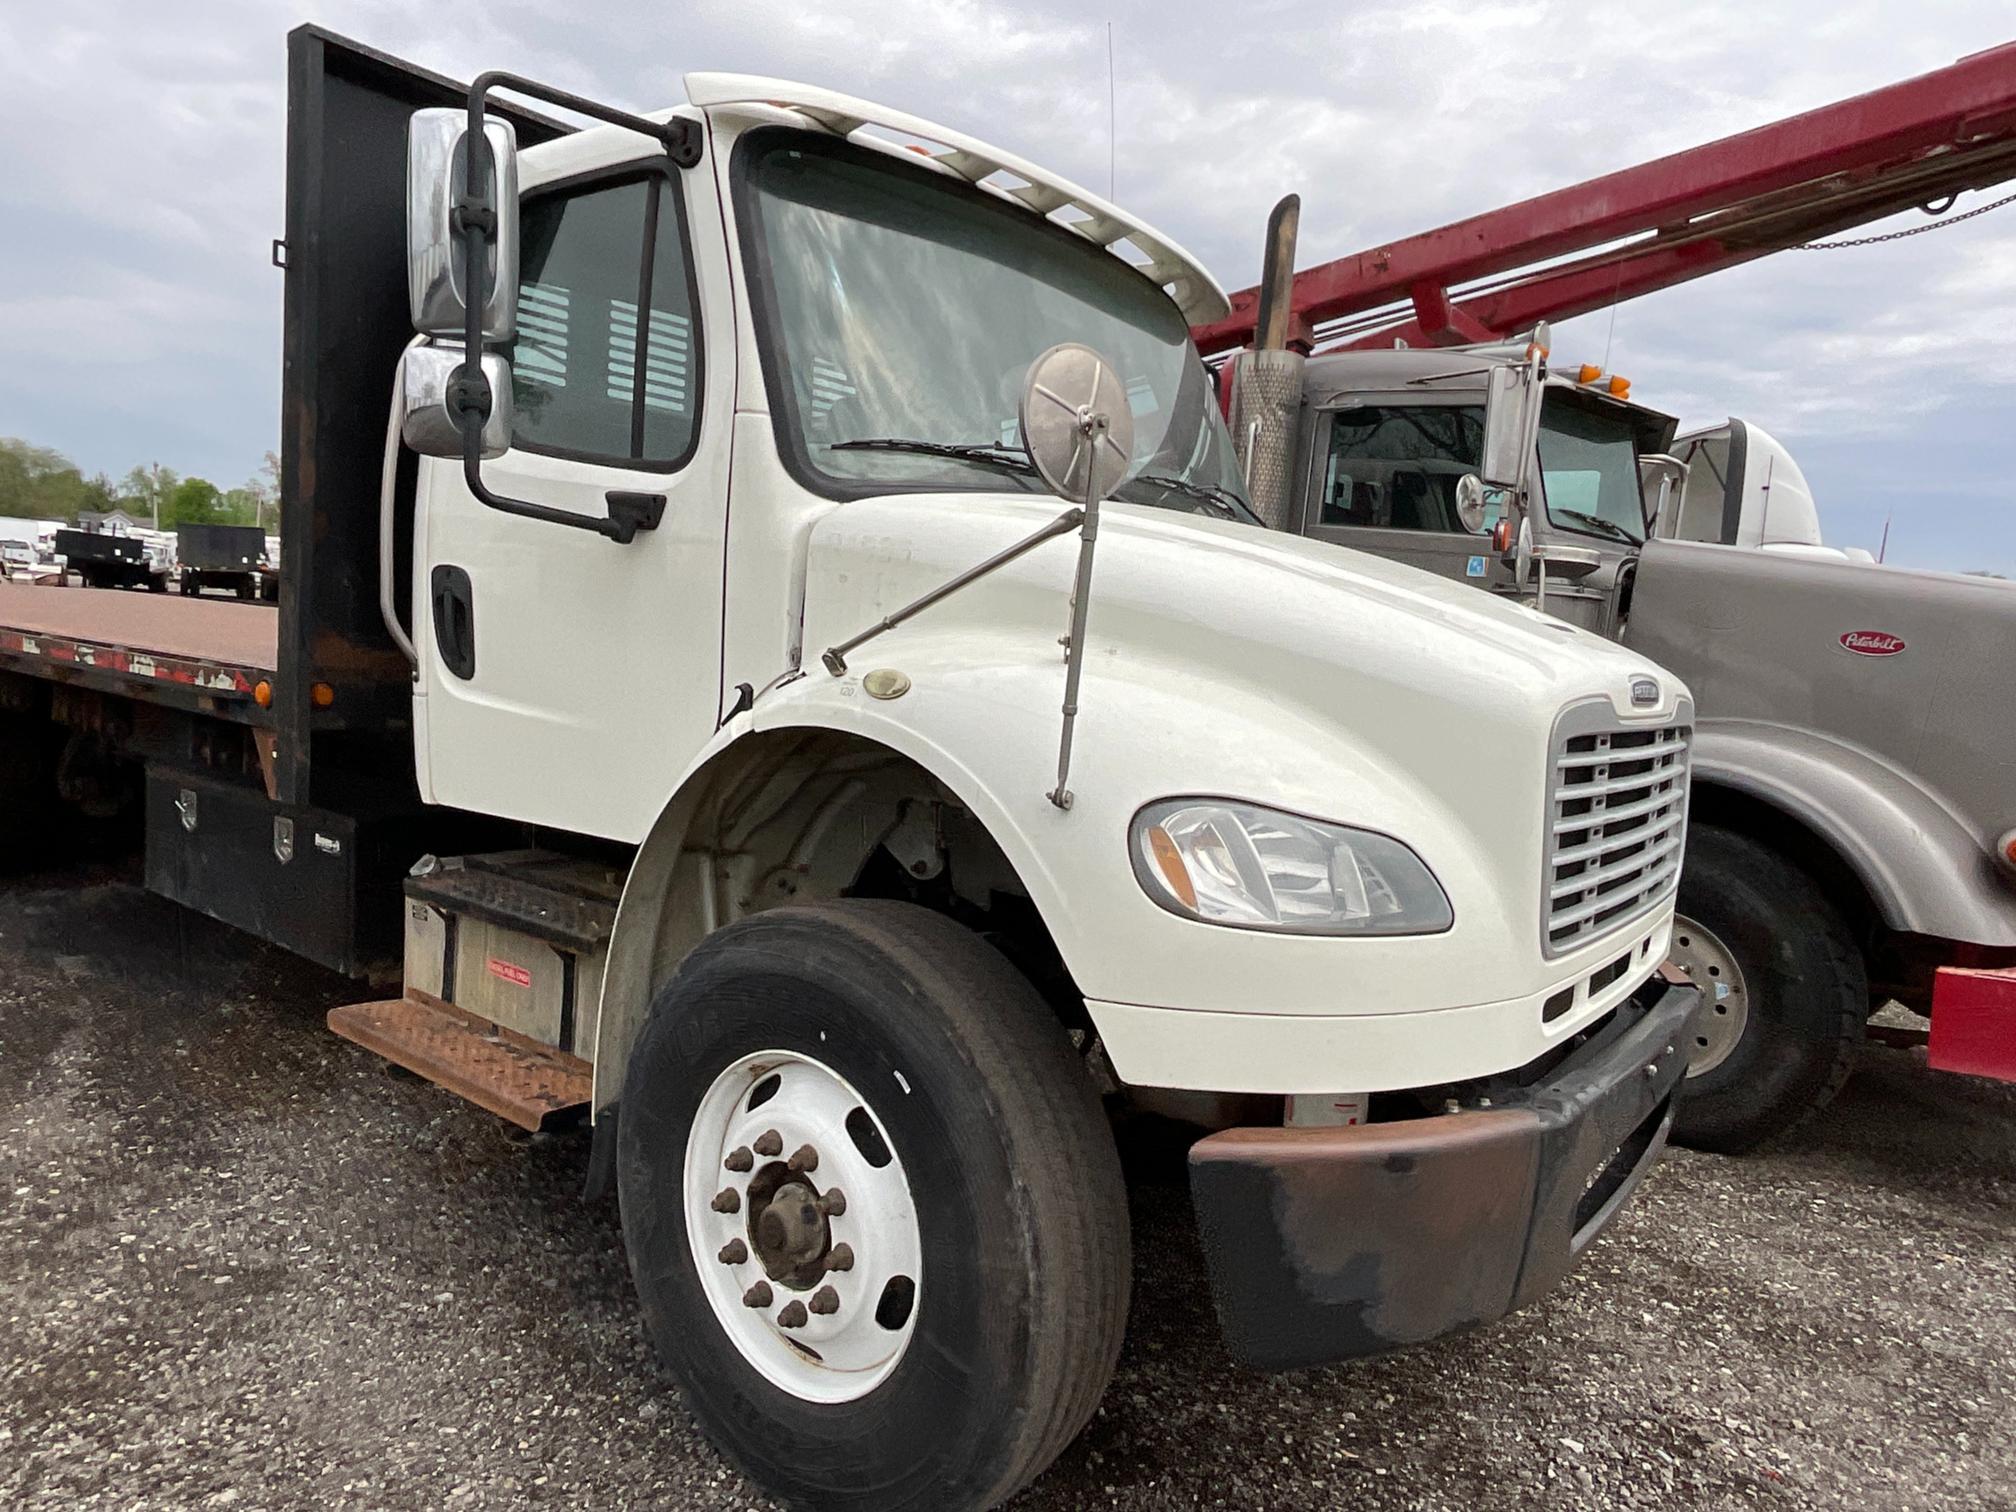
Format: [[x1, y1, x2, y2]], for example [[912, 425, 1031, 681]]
[[448, 70, 695, 545]]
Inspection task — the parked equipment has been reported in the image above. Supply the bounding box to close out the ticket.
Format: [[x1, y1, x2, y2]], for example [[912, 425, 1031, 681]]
[[176, 522, 272, 599], [0, 29, 1700, 1508], [53, 527, 167, 592]]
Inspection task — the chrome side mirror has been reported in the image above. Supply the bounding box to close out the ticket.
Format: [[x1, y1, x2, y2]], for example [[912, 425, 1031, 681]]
[[407, 108, 519, 340], [401, 345, 514, 459], [1479, 361, 1541, 490]]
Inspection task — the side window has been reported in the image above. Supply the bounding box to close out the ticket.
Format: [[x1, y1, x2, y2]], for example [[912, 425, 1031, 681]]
[[511, 174, 701, 467], [1673, 433, 1732, 543], [1320, 405, 1485, 532]]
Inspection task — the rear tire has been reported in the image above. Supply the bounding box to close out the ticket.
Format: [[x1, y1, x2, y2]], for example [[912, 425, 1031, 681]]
[[1671, 824, 1864, 1153], [618, 900, 1129, 1511]]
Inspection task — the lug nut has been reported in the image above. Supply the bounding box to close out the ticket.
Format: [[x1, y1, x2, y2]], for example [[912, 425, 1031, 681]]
[[777, 1300, 809, 1329], [711, 1188, 741, 1214], [787, 1143, 819, 1174], [808, 1285, 840, 1316], [819, 1189, 847, 1218], [825, 1243, 855, 1273], [718, 1239, 748, 1265], [742, 1281, 772, 1308], [724, 1146, 754, 1173], [753, 1129, 783, 1158]]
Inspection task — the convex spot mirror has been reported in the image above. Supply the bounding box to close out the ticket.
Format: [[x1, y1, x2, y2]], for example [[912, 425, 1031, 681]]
[[1019, 343, 1136, 505], [1454, 472, 1489, 534], [408, 108, 519, 340], [401, 344, 514, 460]]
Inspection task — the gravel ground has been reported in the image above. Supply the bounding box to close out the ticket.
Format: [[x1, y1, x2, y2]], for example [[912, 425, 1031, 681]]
[[3, 867, 2013, 1510]]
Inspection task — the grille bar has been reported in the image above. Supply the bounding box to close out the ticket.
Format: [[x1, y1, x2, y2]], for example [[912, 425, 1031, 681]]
[[1548, 833, 1683, 901], [1551, 786, 1680, 835], [1543, 701, 1693, 956]]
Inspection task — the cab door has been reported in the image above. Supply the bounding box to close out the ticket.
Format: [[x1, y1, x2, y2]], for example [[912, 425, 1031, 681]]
[[416, 146, 732, 842], [1300, 398, 1510, 590]]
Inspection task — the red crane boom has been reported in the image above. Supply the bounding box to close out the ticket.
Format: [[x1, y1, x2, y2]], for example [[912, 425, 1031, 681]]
[[1193, 42, 2016, 356]]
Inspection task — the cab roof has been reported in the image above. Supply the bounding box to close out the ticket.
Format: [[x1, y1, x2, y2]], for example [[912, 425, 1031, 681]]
[[683, 73, 1229, 326]]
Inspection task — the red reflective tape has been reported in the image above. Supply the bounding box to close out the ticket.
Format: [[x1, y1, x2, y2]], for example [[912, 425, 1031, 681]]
[[487, 958, 533, 989], [1929, 966, 2016, 1083], [0, 626, 256, 695]]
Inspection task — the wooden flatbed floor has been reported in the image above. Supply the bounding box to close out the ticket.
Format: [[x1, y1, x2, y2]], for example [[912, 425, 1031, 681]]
[[0, 582, 277, 707]]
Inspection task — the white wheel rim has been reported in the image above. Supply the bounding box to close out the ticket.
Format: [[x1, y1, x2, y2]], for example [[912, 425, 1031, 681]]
[[1669, 915, 1750, 1077], [684, 1049, 922, 1404]]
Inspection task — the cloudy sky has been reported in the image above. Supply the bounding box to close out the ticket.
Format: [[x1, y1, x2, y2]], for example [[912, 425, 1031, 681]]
[[2, 1, 2011, 574]]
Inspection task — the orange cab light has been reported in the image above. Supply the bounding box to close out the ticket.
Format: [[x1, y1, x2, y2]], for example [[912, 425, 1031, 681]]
[[311, 681, 335, 709], [1492, 517, 1513, 554], [1606, 375, 1631, 399], [2001, 828, 2016, 871], [1576, 364, 1602, 384], [253, 680, 273, 708]]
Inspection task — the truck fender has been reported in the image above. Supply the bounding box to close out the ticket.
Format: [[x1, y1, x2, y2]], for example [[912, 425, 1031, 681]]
[[588, 682, 1067, 1117], [1690, 720, 2016, 948]]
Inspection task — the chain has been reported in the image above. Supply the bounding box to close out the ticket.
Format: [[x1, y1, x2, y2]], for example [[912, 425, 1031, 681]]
[[1794, 189, 2016, 249]]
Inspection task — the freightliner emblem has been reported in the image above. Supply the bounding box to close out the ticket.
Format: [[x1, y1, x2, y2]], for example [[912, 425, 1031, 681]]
[[1629, 677, 1660, 707]]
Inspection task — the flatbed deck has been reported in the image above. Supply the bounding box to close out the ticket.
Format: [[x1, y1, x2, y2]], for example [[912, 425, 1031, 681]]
[[0, 582, 276, 716]]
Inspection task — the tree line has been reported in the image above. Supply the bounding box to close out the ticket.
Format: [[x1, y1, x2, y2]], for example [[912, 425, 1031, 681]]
[[0, 437, 280, 531]]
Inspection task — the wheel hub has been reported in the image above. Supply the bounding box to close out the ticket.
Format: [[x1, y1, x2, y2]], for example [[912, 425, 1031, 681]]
[[1669, 915, 1750, 1077], [683, 1049, 922, 1404], [752, 1176, 831, 1283]]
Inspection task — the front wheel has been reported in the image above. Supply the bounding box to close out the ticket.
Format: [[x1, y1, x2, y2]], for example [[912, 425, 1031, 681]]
[[618, 900, 1129, 1511], [1670, 824, 1865, 1153]]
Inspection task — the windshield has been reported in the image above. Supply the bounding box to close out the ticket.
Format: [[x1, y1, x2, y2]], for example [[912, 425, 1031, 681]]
[[738, 130, 1251, 522], [1537, 394, 1646, 544]]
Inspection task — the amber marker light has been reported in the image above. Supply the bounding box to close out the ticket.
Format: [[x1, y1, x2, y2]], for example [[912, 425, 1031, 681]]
[[311, 682, 335, 708], [253, 680, 273, 708], [1145, 824, 1199, 911]]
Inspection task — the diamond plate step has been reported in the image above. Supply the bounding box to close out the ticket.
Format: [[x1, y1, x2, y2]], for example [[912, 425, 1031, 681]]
[[329, 994, 591, 1131]]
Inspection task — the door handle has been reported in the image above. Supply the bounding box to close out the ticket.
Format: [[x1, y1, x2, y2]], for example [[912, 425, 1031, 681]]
[[430, 564, 476, 680]]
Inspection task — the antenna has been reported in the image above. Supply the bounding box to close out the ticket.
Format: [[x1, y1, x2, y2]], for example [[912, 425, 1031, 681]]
[[1599, 257, 1625, 373], [1105, 22, 1116, 200], [1879, 510, 1892, 562]]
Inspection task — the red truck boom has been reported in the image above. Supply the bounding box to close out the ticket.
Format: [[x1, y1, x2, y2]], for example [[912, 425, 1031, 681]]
[[1194, 42, 2016, 356]]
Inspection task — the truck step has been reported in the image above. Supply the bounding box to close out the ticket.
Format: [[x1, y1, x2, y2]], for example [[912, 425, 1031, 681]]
[[328, 993, 591, 1131]]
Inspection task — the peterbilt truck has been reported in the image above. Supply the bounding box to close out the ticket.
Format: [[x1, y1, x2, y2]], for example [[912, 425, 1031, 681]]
[[0, 29, 1700, 1510], [1220, 244, 2016, 1154]]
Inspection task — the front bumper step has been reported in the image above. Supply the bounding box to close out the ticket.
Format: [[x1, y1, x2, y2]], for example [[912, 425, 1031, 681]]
[[1188, 974, 1698, 1370], [328, 993, 591, 1132]]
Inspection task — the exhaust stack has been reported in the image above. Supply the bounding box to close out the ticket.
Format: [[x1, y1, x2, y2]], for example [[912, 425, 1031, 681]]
[[1229, 195, 1307, 530]]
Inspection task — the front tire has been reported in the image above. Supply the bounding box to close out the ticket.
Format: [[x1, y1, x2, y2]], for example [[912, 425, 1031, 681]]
[[1670, 824, 1865, 1153], [618, 901, 1129, 1511]]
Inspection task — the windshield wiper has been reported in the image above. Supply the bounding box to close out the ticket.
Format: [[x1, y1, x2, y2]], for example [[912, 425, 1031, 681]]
[[1121, 471, 1258, 522], [828, 437, 1037, 475], [1552, 508, 1642, 546]]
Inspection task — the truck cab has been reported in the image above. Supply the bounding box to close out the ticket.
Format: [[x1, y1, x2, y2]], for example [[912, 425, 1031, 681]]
[[1290, 343, 1669, 633]]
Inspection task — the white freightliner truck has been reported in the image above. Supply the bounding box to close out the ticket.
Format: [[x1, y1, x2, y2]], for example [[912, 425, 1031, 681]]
[[0, 30, 1701, 1509]]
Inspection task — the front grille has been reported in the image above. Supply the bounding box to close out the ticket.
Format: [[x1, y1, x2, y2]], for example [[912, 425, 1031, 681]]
[[1543, 701, 1691, 956]]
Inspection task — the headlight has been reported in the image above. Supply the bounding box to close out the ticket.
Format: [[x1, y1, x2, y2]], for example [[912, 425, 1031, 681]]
[[1130, 799, 1453, 936]]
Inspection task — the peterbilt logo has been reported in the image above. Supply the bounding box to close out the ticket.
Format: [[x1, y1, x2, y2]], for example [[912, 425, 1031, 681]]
[[1839, 630, 1907, 657], [1629, 677, 1660, 707]]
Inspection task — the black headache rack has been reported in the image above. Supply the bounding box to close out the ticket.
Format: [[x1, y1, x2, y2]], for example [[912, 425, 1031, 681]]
[[144, 28, 568, 975]]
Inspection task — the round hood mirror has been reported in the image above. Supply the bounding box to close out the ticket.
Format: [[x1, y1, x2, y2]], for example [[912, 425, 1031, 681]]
[[1454, 472, 1488, 534], [1019, 343, 1135, 504]]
